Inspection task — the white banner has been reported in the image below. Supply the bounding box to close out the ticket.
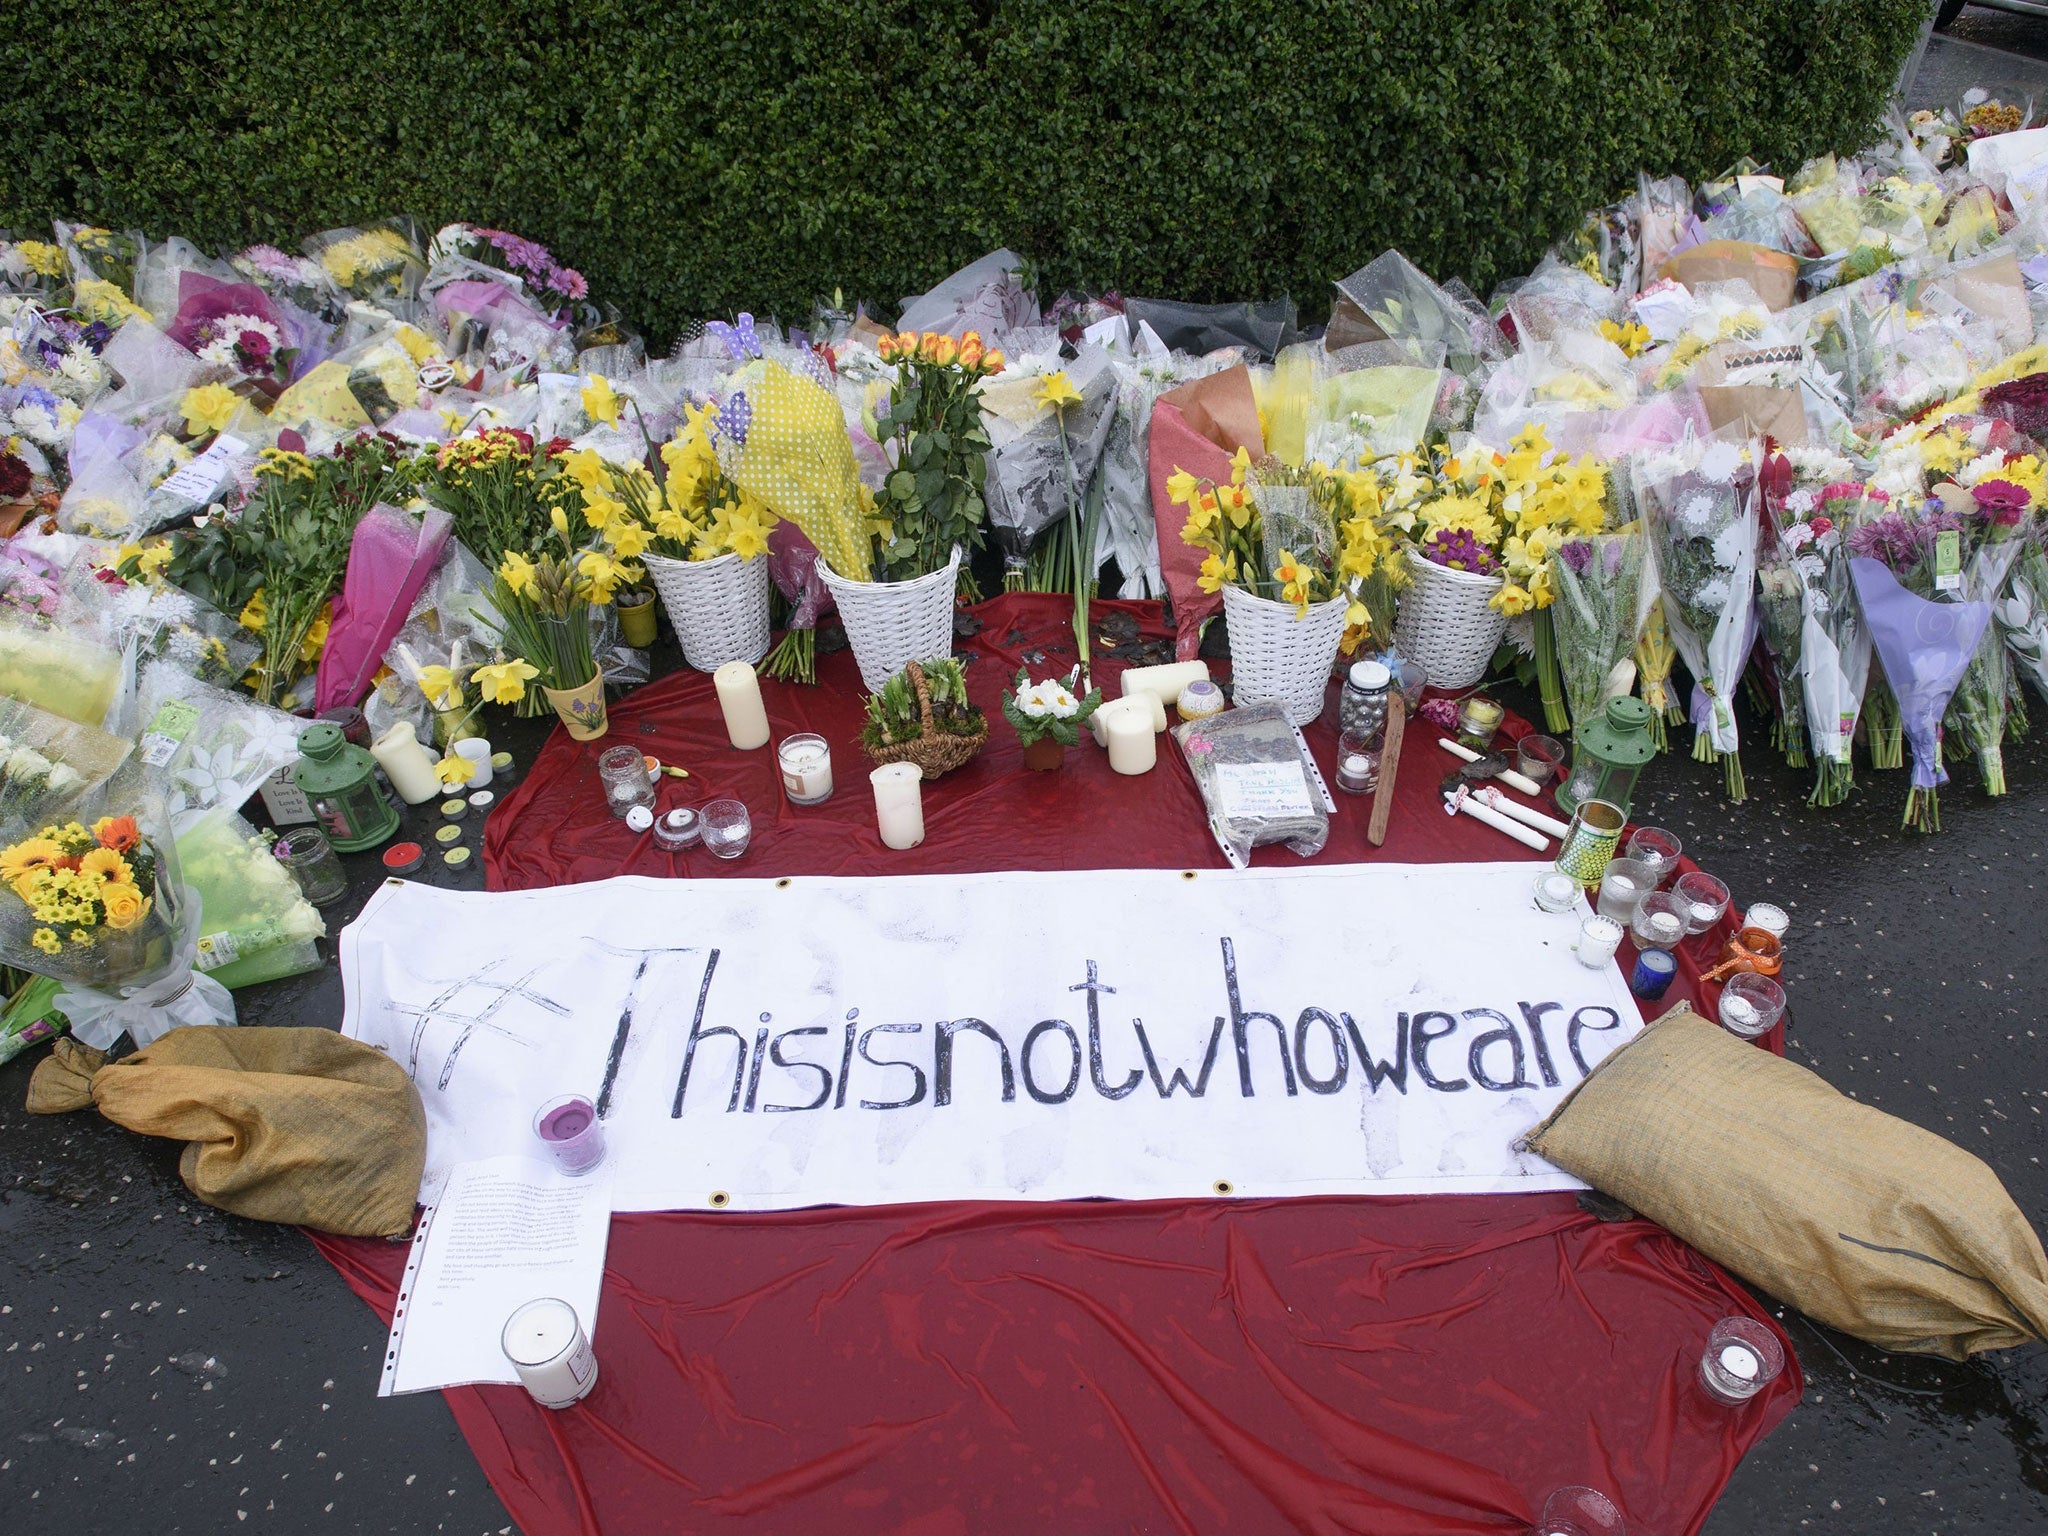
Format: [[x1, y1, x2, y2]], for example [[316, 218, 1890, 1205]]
[[340, 864, 1641, 1211]]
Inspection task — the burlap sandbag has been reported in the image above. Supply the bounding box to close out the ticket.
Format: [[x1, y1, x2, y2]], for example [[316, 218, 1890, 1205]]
[[1523, 1006, 2048, 1359], [27, 1026, 424, 1237]]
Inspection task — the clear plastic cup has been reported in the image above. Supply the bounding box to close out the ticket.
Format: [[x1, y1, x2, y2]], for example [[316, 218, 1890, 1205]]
[[701, 799, 753, 859], [1534, 1485, 1624, 1536]]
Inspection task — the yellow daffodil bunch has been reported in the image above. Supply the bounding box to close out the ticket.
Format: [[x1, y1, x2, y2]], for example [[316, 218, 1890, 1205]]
[[482, 510, 631, 698], [1597, 319, 1651, 358], [574, 402, 781, 570], [1, 816, 156, 952]]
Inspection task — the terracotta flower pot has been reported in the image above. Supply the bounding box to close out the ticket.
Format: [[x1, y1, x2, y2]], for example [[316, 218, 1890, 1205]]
[[1021, 736, 1066, 772], [543, 676, 609, 741]]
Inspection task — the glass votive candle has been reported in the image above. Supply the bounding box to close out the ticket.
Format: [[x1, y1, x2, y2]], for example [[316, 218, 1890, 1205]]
[[1533, 869, 1581, 913], [1717, 973, 1786, 1040], [1535, 1484, 1625, 1536], [533, 1095, 605, 1176], [1554, 798, 1627, 888], [1596, 858, 1655, 924], [777, 733, 834, 805], [1456, 694, 1505, 750], [1630, 892, 1687, 951], [1516, 734, 1565, 786], [1625, 826, 1683, 888], [1333, 727, 1380, 795], [1745, 902, 1790, 945], [274, 827, 348, 907], [599, 745, 655, 818], [1394, 657, 1430, 715], [652, 807, 700, 851], [1713, 926, 1783, 980], [1629, 947, 1677, 1000], [1699, 1316, 1784, 1405], [1574, 914, 1625, 969], [700, 799, 752, 859], [1674, 871, 1730, 935]]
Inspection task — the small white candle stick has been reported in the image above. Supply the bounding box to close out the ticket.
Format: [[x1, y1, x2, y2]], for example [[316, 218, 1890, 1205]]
[[1438, 737, 1544, 796], [713, 661, 771, 750]]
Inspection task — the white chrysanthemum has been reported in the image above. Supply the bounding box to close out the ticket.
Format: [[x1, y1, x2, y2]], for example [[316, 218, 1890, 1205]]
[[10, 402, 59, 445], [1958, 452, 2006, 488], [1783, 444, 1854, 484], [59, 345, 105, 391]]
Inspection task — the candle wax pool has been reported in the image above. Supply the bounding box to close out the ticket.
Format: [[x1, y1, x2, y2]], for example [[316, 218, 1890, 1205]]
[[1719, 1343, 1761, 1380], [1724, 997, 1758, 1027], [1690, 901, 1718, 925]]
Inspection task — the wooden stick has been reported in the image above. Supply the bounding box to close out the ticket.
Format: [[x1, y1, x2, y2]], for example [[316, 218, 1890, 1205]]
[[1367, 694, 1405, 847]]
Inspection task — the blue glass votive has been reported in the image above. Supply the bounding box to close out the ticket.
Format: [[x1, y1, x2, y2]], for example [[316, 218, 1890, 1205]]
[[1629, 946, 1677, 1000]]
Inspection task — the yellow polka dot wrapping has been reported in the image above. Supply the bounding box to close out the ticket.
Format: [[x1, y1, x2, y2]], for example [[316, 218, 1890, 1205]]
[[722, 362, 871, 580]]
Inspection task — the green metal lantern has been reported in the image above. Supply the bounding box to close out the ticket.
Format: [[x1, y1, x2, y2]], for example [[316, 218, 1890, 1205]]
[[293, 723, 399, 853], [1555, 697, 1656, 819]]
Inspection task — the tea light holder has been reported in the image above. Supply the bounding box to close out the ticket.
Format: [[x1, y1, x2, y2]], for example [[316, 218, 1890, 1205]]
[[454, 737, 494, 788], [1673, 870, 1730, 935], [1455, 695, 1504, 751], [1629, 947, 1677, 1000], [652, 807, 700, 851], [501, 1298, 599, 1410], [1630, 892, 1686, 951], [534, 1094, 606, 1175], [1704, 926, 1783, 982], [1333, 727, 1379, 795], [624, 804, 654, 834], [1717, 973, 1785, 1040], [1699, 1316, 1784, 1405], [1516, 734, 1564, 786], [1744, 902, 1790, 945], [1574, 914, 1625, 969], [700, 799, 753, 859], [1533, 870, 1581, 914], [599, 745, 655, 818], [1534, 1485, 1624, 1536], [1595, 857, 1656, 925], [1553, 798, 1627, 889], [1177, 678, 1227, 722], [777, 733, 834, 805], [1625, 826, 1683, 888]]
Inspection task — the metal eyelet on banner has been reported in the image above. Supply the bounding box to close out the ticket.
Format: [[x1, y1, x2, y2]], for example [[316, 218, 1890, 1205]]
[[708, 1191, 731, 1208], [775, 878, 792, 890], [1181, 870, 1198, 881], [1212, 1179, 1235, 1196]]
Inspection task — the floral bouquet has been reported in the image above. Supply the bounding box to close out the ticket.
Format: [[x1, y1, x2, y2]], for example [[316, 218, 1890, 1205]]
[[427, 224, 589, 322], [1780, 483, 1877, 806], [178, 808, 324, 989], [485, 510, 636, 731], [229, 243, 345, 324], [1636, 438, 1759, 800], [867, 329, 1003, 592], [1755, 557, 1808, 768], [304, 220, 424, 313], [1846, 495, 1997, 831], [1995, 528, 2048, 707], [1550, 530, 1645, 730], [0, 808, 233, 1049]]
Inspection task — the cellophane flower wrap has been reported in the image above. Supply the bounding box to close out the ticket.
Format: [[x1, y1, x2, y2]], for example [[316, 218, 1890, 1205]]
[[1637, 437, 1759, 800], [0, 802, 233, 1049], [1550, 528, 1645, 729], [176, 808, 324, 989], [1780, 479, 1878, 807]]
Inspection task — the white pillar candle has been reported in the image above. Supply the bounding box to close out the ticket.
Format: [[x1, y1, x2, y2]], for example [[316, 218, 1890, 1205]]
[[1120, 661, 1209, 713], [500, 1298, 598, 1409], [713, 661, 771, 750], [1087, 694, 1155, 746], [870, 762, 925, 849], [1105, 706, 1157, 775], [371, 721, 442, 805], [453, 737, 493, 788]]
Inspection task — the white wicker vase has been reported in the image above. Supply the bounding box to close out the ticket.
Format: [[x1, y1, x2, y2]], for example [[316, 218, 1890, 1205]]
[[818, 546, 961, 693], [643, 549, 772, 673], [1221, 584, 1349, 727], [1394, 547, 1507, 691]]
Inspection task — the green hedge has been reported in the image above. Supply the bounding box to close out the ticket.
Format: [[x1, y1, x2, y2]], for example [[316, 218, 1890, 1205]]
[[2, 1, 1926, 346]]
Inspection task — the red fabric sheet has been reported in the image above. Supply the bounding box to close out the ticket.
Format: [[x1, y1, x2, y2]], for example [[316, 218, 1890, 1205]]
[[317, 594, 1796, 1536]]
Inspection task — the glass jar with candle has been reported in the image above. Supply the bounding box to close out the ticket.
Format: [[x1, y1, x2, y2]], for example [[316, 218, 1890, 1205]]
[[598, 745, 655, 818], [777, 733, 834, 805], [1708, 926, 1783, 981], [292, 723, 399, 853], [1556, 697, 1656, 818], [1699, 1316, 1784, 1405], [1625, 826, 1683, 888], [1533, 869, 1581, 913], [1574, 913, 1625, 968], [1455, 694, 1504, 750], [1630, 892, 1687, 952], [700, 799, 753, 859], [274, 827, 349, 907], [1674, 871, 1730, 935], [1629, 947, 1677, 1000], [1745, 902, 1790, 946], [1595, 857, 1655, 924], [1516, 734, 1564, 787], [1717, 973, 1786, 1040], [533, 1095, 606, 1176], [1333, 727, 1381, 795], [1553, 797, 1626, 888]]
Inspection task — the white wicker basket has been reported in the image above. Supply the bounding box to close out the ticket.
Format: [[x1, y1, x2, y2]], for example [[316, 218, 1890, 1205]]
[[818, 546, 961, 693], [1393, 547, 1507, 690], [643, 549, 772, 673], [1221, 584, 1348, 726]]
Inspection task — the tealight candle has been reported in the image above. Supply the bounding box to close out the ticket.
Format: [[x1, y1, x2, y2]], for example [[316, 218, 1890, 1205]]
[[1105, 707, 1156, 775], [777, 733, 834, 804], [714, 661, 771, 750], [1699, 1316, 1783, 1404], [501, 1298, 599, 1410], [1596, 858, 1656, 924], [468, 789, 495, 813], [1455, 695, 1504, 750], [1574, 914, 1624, 968], [440, 798, 468, 821], [870, 762, 925, 850], [652, 808, 700, 850], [1533, 870, 1580, 913], [534, 1094, 606, 1175], [1631, 892, 1686, 951], [1745, 902, 1790, 943]]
